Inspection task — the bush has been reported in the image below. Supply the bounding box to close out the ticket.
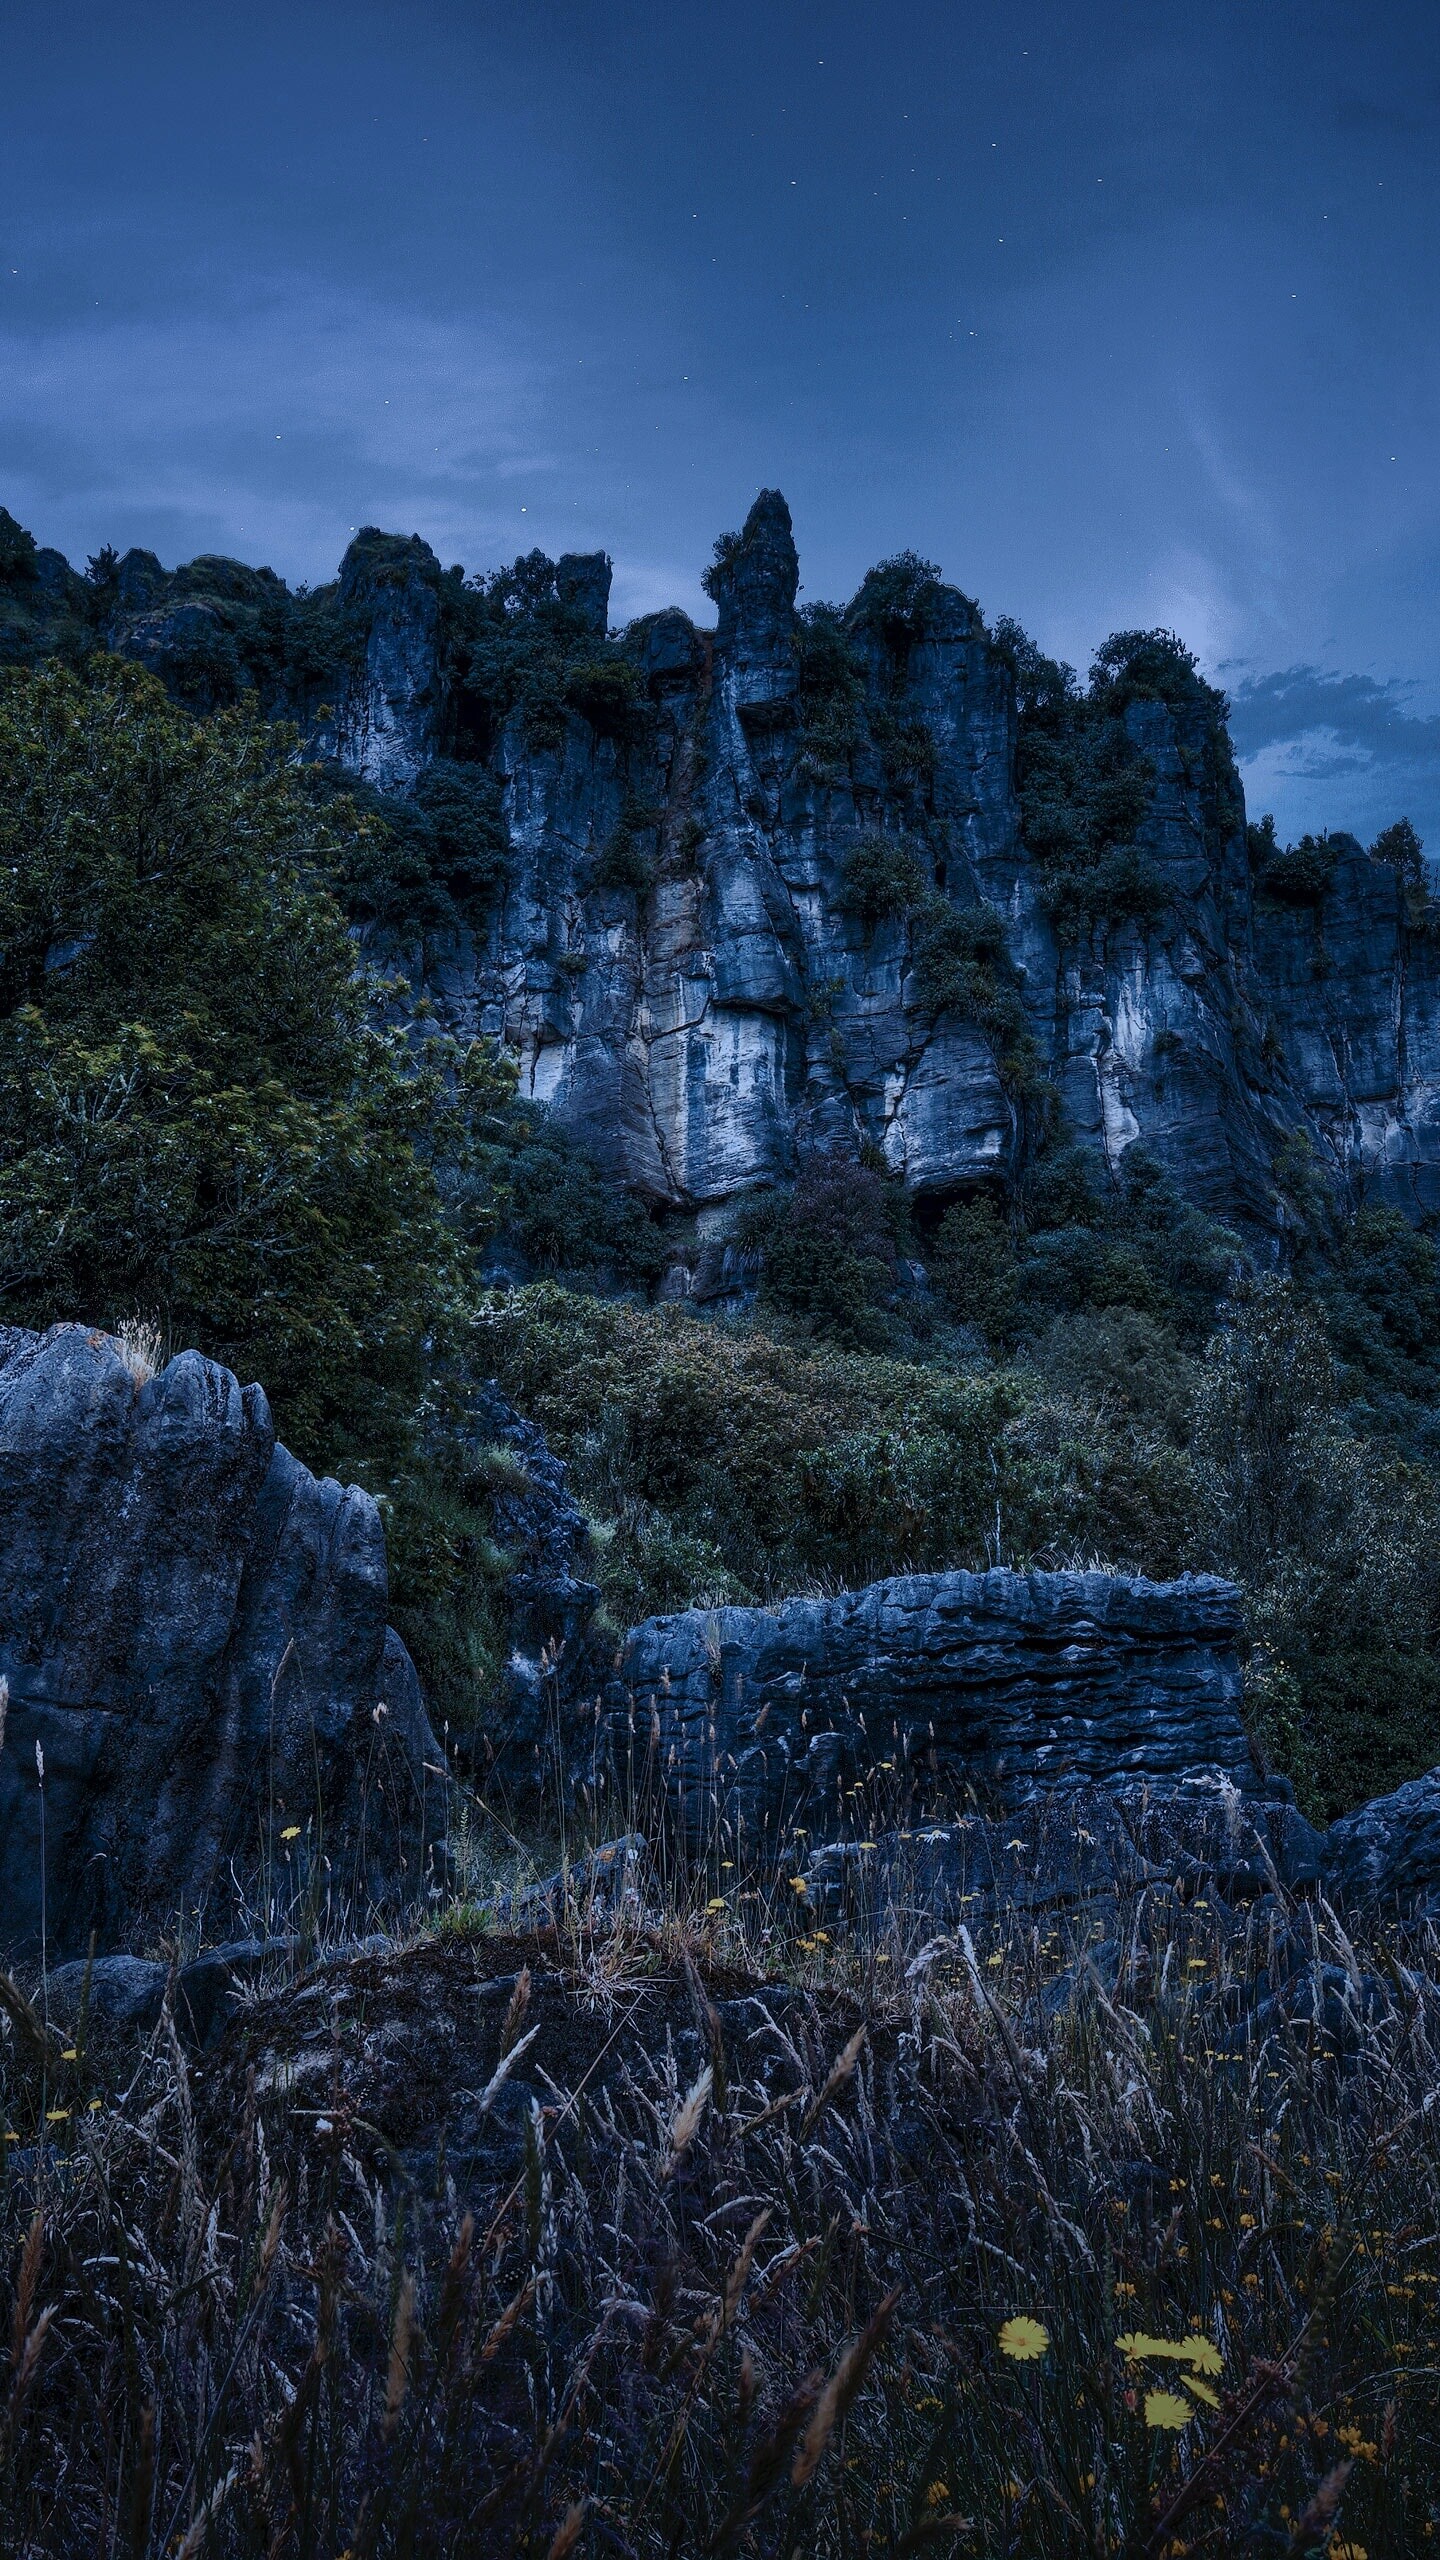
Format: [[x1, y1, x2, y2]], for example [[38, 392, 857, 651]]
[[478, 1282, 1196, 1619], [929, 1194, 1021, 1344], [743, 1152, 909, 1351], [1192, 1271, 1440, 1805], [323, 759, 509, 930], [497, 1112, 667, 1286], [590, 822, 658, 897], [1252, 823, 1340, 905], [908, 894, 1019, 1033], [837, 831, 929, 924], [993, 618, 1236, 940]]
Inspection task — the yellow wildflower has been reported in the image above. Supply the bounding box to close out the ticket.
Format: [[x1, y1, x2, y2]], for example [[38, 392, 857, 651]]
[[1144, 2391, 1192, 2431], [997, 2315, 1050, 2361], [706, 1898, 726, 1912], [280, 1823, 301, 1841]]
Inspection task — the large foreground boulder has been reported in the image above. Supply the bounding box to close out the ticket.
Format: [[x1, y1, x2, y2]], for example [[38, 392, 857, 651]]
[[603, 1567, 1252, 1857], [0, 1325, 445, 1958]]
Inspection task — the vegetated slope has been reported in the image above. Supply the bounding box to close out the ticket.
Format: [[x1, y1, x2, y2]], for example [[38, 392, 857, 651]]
[[2, 502, 1439, 1817]]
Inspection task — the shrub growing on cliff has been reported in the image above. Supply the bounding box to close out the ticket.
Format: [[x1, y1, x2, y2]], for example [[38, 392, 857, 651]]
[[0, 657, 501, 1472], [837, 830, 929, 924], [1250, 816, 1340, 905], [320, 757, 510, 930], [741, 1150, 910, 1351], [991, 619, 1242, 941]]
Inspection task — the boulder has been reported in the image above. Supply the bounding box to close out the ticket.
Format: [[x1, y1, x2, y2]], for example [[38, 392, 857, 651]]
[[603, 1566, 1253, 1858], [1321, 1767, 1440, 1917], [0, 1324, 446, 1959]]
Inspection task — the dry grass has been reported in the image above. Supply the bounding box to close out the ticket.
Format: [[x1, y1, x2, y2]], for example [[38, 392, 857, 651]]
[[1, 1864, 1438, 2557], [112, 1320, 164, 1390]]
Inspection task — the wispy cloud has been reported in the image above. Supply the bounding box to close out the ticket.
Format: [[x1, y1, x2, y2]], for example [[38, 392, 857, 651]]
[[1227, 665, 1440, 852]]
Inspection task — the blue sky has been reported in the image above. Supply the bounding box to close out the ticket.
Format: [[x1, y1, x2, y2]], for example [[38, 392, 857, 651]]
[[2, 0, 1438, 846]]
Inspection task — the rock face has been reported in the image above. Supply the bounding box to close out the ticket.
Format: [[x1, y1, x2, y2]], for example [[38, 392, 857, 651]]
[[602, 1567, 1252, 1856], [801, 1777, 1325, 1938], [10, 495, 1440, 1234], [1320, 1768, 1440, 1917], [0, 1326, 445, 1959]]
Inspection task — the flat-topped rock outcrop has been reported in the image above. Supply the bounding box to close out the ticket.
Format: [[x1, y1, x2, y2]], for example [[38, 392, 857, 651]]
[[603, 1566, 1251, 1855]]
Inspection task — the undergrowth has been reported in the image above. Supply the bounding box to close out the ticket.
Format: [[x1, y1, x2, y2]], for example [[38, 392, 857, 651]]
[[2, 1864, 1438, 2556]]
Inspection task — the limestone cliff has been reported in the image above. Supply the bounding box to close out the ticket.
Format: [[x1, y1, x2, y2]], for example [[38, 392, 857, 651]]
[[6, 492, 1439, 1232]]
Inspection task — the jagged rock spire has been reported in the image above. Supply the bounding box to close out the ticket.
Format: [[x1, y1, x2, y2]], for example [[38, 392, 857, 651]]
[[709, 488, 799, 658]]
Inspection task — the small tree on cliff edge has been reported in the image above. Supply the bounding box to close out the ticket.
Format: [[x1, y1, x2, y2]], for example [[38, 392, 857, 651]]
[[0, 655, 509, 1477]]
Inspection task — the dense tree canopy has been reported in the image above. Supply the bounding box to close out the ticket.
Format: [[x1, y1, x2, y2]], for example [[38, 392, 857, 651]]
[[0, 656, 507, 1471]]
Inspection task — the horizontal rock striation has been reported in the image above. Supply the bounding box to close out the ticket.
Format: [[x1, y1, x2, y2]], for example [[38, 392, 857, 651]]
[[602, 1566, 1251, 1854], [0, 1325, 445, 1958]]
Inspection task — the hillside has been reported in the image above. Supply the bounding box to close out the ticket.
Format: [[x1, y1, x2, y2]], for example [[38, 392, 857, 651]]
[[2, 494, 1439, 1825]]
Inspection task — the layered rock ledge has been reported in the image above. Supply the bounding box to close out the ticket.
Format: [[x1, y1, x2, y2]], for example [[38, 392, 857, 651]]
[[603, 1567, 1252, 1854]]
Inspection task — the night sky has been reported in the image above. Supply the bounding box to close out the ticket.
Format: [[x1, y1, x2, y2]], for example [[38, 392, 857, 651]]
[[2, 0, 1438, 847]]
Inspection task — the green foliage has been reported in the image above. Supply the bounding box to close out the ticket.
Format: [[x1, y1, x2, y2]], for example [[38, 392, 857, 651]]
[[931, 1147, 1238, 1357], [1316, 1200, 1440, 1464], [486, 1106, 667, 1287], [846, 549, 977, 652], [794, 604, 869, 783], [1250, 815, 1340, 904], [834, 829, 1027, 1055], [929, 1194, 1021, 1344], [320, 758, 509, 930], [1087, 626, 1226, 722], [908, 892, 1022, 1041], [563, 653, 641, 736], [741, 1152, 911, 1351], [1030, 1305, 1199, 1444], [0, 656, 499, 1474], [0, 510, 94, 672], [836, 830, 929, 923], [480, 1280, 1196, 1621], [590, 811, 659, 897], [451, 548, 644, 758], [992, 619, 1238, 941], [1192, 1271, 1440, 1807], [1371, 813, 1440, 939], [795, 565, 971, 796], [0, 507, 38, 580], [382, 1431, 514, 1729]]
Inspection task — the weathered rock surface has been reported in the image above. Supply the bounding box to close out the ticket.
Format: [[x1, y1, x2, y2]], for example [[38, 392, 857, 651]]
[[603, 1566, 1252, 1855], [0, 1325, 446, 1959], [800, 1775, 1324, 1938], [1320, 1767, 1440, 1917], [468, 1381, 601, 1781]]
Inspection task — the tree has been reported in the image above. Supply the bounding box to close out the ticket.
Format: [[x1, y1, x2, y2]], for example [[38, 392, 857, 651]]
[[0, 656, 508, 1475]]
